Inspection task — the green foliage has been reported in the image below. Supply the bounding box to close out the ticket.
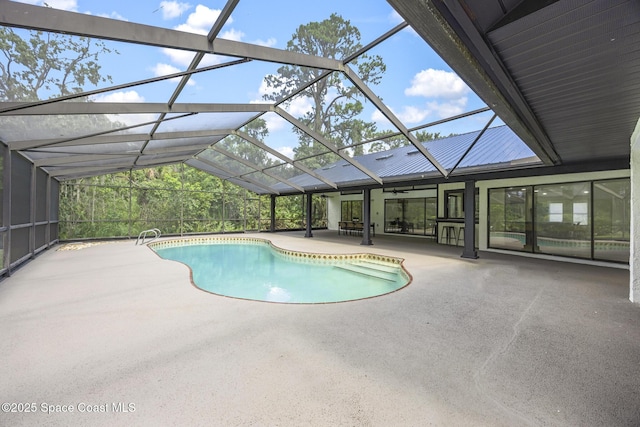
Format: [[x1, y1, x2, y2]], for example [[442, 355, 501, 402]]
[[0, 25, 122, 143], [262, 14, 386, 167], [60, 165, 230, 239], [275, 195, 304, 229], [0, 27, 115, 101], [59, 164, 324, 239], [222, 118, 274, 167]]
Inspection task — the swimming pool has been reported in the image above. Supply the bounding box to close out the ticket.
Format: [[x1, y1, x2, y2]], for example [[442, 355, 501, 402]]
[[149, 237, 411, 303]]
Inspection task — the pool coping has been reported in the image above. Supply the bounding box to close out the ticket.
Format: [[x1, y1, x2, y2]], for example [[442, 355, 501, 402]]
[[147, 236, 413, 304]]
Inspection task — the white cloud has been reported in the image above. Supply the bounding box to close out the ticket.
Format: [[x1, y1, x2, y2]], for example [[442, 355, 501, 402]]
[[152, 62, 180, 76], [255, 75, 277, 101], [160, 5, 239, 68], [174, 5, 227, 35], [371, 98, 467, 125], [90, 90, 145, 103], [371, 105, 430, 126], [89, 91, 158, 128], [254, 75, 313, 121], [286, 97, 313, 118], [26, 0, 78, 11], [264, 114, 288, 133], [253, 37, 277, 48], [427, 98, 468, 118], [160, 47, 226, 68], [160, 48, 193, 68], [265, 144, 296, 163], [159, 1, 191, 20], [396, 106, 431, 123], [278, 146, 295, 159], [375, 68, 470, 125], [151, 63, 196, 85], [220, 28, 244, 42], [405, 69, 470, 99], [96, 11, 127, 21], [371, 109, 387, 124]]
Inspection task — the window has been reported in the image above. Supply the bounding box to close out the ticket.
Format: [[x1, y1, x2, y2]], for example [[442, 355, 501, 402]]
[[534, 182, 591, 259], [593, 179, 630, 262], [445, 190, 464, 219], [445, 188, 479, 220], [489, 187, 532, 252], [548, 203, 563, 222], [573, 202, 588, 225], [490, 179, 630, 263], [341, 200, 362, 222], [384, 197, 436, 236]]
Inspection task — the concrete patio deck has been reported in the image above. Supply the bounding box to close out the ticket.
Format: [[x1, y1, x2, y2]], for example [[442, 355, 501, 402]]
[[0, 230, 639, 426]]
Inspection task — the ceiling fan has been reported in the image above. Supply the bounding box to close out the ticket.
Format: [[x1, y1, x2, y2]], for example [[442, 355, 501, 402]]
[[383, 188, 409, 194]]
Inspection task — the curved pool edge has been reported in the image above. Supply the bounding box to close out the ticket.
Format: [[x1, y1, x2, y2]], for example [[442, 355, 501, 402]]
[[146, 236, 413, 304]]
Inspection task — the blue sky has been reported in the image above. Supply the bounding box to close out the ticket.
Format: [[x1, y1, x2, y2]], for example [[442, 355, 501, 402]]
[[14, 0, 500, 157]]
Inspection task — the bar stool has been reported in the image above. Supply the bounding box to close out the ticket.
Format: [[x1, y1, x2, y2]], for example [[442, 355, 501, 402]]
[[456, 226, 464, 246], [440, 225, 457, 245]]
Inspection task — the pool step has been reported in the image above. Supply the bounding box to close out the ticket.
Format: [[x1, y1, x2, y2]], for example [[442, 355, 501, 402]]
[[351, 260, 400, 274], [334, 262, 399, 282]]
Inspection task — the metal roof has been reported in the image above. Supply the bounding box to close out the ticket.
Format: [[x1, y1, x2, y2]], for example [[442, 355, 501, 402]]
[[274, 125, 540, 191], [0, 0, 636, 196]]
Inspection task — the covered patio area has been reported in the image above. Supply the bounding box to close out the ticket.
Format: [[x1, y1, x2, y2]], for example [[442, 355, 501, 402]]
[[0, 231, 638, 426]]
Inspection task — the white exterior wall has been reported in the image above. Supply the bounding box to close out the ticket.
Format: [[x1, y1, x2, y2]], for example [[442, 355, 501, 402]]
[[371, 189, 384, 233], [630, 118, 640, 302], [325, 168, 631, 266], [326, 193, 341, 231]]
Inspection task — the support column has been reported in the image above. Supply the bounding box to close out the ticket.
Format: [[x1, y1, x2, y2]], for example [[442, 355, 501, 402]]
[[361, 188, 373, 246], [630, 119, 640, 302], [4, 148, 11, 276], [30, 163, 36, 259], [461, 180, 478, 259], [305, 194, 313, 238], [270, 194, 276, 232]]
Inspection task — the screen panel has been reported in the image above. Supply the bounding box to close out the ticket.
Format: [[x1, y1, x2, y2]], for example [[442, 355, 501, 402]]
[[11, 153, 32, 225]]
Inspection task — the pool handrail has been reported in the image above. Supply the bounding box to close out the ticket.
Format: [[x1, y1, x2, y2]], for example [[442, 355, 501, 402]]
[[136, 228, 161, 245]]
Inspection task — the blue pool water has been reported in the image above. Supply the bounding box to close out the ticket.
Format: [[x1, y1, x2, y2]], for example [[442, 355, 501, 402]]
[[153, 240, 409, 303]]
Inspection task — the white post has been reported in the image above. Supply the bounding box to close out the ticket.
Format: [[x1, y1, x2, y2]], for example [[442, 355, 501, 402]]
[[630, 118, 640, 302]]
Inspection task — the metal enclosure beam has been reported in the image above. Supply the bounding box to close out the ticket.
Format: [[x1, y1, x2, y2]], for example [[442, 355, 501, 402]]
[[0, 102, 273, 115], [10, 129, 232, 151], [305, 194, 313, 238], [387, 0, 560, 166], [342, 65, 450, 177], [0, 2, 343, 70], [232, 130, 339, 190], [276, 107, 384, 185], [195, 156, 279, 195], [210, 146, 305, 193]]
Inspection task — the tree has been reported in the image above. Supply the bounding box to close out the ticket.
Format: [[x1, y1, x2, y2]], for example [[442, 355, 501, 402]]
[[220, 118, 273, 167], [0, 25, 119, 141], [262, 14, 385, 168], [0, 27, 115, 101]]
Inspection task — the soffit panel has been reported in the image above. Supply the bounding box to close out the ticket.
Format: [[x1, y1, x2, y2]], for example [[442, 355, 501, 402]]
[[484, 0, 640, 163]]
